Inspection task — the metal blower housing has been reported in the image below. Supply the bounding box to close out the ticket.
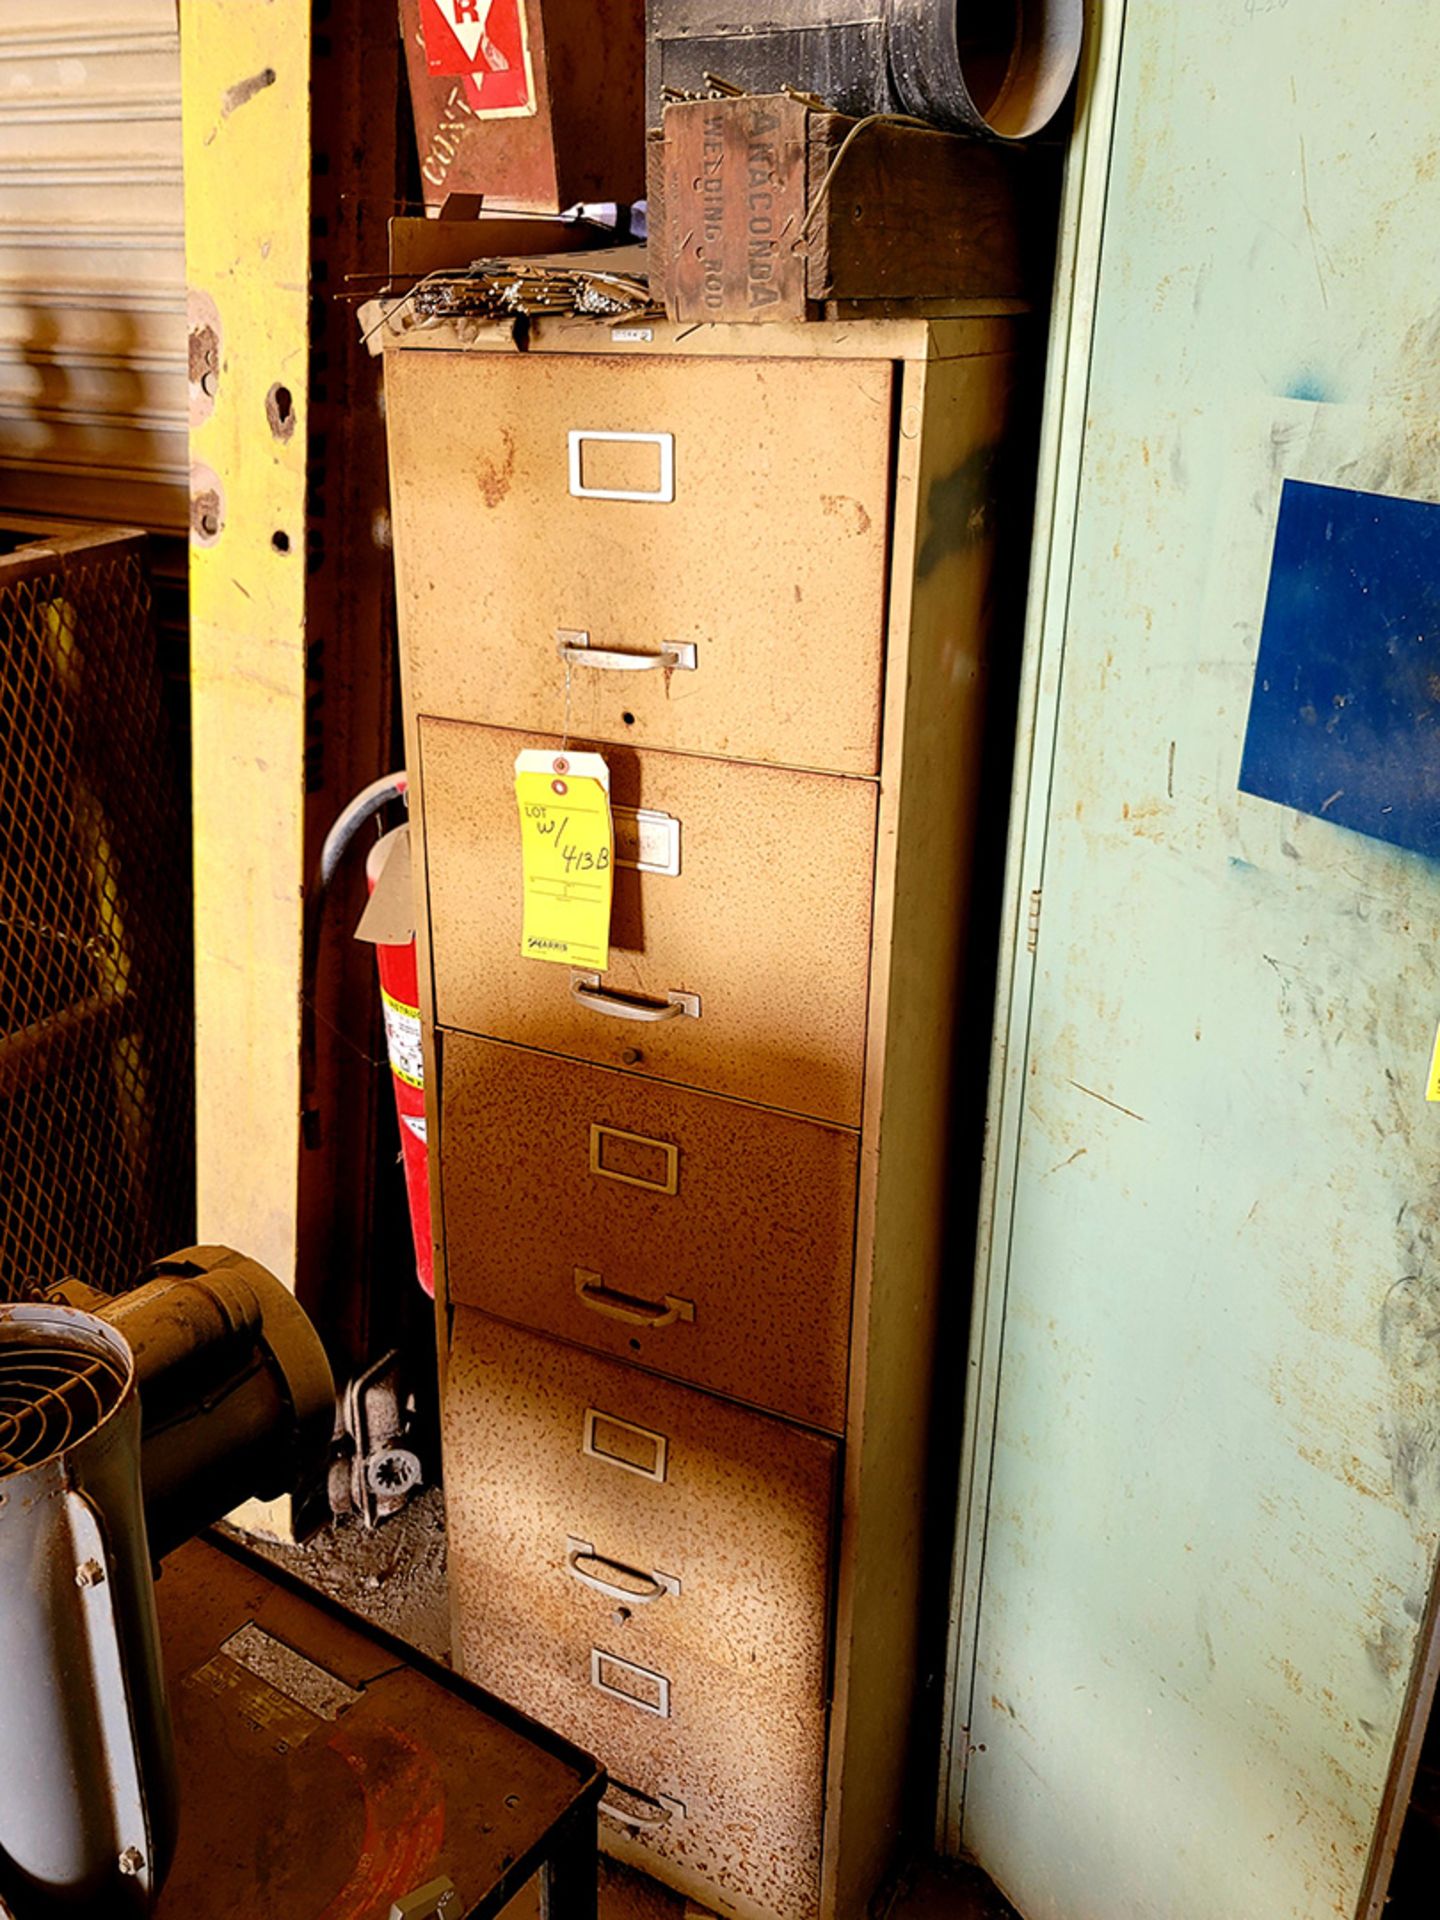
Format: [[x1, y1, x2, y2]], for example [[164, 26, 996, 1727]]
[[0, 1247, 335, 1918]]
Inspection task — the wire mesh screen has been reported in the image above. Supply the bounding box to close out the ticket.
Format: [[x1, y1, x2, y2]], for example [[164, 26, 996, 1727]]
[[0, 528, 194, 1301]]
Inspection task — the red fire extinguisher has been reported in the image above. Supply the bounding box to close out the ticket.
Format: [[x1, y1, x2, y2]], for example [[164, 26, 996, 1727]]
[[365, 821, 433, 1299], [318, 773, 434, 1298]]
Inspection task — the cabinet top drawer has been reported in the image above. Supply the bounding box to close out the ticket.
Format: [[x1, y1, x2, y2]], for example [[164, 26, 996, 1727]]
[[386, 351, 895, 775]]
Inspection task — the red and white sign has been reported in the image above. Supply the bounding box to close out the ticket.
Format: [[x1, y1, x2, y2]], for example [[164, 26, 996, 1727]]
[[419, 0, 535, 115]]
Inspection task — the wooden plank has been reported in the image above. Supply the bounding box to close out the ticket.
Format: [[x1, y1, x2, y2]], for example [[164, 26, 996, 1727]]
[[397, 0, 645, 215], [388, 213, 593, 281], [372, 303, 1016, 361], [659, 95, 808, 325], [805, 114, 1045, 309]]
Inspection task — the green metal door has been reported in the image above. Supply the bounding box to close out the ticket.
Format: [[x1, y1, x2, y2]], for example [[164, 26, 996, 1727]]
[[945, 4, 1440, 1916]]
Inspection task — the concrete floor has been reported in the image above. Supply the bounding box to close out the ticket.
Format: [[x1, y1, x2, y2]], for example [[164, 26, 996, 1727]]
[[233, 1482, 452, 1661]]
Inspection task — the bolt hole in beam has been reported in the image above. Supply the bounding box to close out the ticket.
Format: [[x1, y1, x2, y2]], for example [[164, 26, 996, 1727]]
[[266, 382, 296, 441], [272, 531, 291, 554]]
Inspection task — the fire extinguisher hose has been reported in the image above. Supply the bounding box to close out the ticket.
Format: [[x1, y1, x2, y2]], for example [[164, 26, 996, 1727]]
[[301, 772, 408, 1145], [319, 772, 408, 893]]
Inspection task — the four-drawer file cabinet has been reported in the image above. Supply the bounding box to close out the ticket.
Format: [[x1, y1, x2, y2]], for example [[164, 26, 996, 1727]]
[[382, 310, 1020, 1920]]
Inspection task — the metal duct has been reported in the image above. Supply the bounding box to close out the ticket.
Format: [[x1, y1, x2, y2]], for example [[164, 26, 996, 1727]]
[[645, 2, 1083, 141], [885, 1, 1086, 140], [0, 1304, 175, 1918]]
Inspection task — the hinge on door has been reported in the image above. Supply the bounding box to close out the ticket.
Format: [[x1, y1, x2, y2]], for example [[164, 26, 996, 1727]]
[[1026, 887, 1043, 954]]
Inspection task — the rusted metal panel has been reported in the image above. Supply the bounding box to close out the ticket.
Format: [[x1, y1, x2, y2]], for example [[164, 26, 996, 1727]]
[[421, 718, 878, 1126], [444, 1308, 834, 1920], [384, 348, 894, 776], [441, 1033, 858, 1431], [945, 4, 1440, 1917], [151, 1534, 604, 1920]]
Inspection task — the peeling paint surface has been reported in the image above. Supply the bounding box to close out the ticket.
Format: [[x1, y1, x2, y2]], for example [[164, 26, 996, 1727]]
[[952, 6, 1440, 1919]]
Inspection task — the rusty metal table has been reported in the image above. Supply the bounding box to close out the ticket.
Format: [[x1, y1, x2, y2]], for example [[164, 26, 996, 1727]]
[[151, 1534, 604, 1920]]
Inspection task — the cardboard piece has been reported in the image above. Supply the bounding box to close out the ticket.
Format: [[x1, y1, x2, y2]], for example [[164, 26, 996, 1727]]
[[389, 212, 593, 280], [354, 825, 416, 946]]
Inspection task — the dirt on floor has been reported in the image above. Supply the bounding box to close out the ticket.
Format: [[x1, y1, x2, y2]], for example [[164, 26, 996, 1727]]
[[883, 1860, 1022, 1920], [225, 1482, 452, 1664]]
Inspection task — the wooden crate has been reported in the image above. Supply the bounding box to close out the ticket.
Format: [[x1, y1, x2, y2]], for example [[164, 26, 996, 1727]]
[[648, 93, 1051, 324]]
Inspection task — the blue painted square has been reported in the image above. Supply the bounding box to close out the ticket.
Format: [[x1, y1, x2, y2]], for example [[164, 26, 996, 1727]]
[[1239, 479, 1440, 857]]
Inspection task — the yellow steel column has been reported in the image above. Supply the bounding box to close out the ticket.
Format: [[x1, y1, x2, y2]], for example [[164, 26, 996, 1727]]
[[182, 3, 399, 1468], [183, 4, 311, 1283]]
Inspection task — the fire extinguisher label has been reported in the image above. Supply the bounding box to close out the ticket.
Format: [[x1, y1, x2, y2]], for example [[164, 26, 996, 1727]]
[[418, 0, 537, 117], [402, 1113, 429, 1144], [382, 987, 425, 1089]]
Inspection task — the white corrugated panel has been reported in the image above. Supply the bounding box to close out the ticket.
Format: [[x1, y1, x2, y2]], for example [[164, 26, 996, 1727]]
[[0, 0, 186, 677]]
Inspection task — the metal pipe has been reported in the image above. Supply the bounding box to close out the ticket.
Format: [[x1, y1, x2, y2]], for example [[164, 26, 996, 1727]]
[[885, 0, 1085, 139]]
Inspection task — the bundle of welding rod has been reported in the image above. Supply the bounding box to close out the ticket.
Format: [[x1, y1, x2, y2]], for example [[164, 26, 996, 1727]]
[[408, 248, 658, 325]]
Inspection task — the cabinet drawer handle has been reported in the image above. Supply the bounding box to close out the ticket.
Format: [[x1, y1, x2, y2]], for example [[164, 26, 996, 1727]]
[[598, 1784, 686, 1832], [556, 629, 697, 674], [574, 1270, 695, 1329], [570, 974, 701, 1024], [565, 1537, 680, 1604]]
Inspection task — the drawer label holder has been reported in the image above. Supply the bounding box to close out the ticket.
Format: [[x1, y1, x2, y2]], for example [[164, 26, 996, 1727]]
[[614, 805, 681, 877], [590, 1648, 671, 1718], [583, 1407, 668, 1482], [589, 1123, 680, 1194], [568, 429, 675, 503]]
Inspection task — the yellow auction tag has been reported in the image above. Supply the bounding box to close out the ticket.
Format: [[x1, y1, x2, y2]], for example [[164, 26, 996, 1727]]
[[514, 748, 614, 969], [1427, 1019, 1440, 1102]]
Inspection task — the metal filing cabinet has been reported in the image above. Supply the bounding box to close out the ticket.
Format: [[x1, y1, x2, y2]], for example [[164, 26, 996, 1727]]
[[380, 311, 1020, 1920]]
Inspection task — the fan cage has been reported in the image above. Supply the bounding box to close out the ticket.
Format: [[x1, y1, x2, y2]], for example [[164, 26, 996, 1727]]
[[0, 1336, 129, 1479]]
